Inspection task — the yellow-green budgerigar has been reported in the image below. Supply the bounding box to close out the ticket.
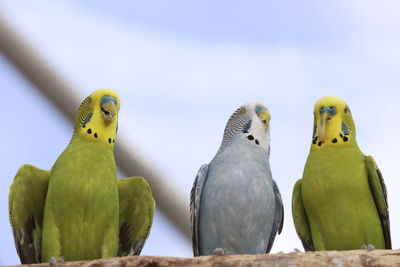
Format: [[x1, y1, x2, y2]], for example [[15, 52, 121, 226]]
[[9, 89, 155, 263], [292, 95, 391, 251]]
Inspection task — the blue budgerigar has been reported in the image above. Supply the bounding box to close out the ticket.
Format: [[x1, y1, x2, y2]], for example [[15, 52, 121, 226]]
[[190, 102, 284, 256]]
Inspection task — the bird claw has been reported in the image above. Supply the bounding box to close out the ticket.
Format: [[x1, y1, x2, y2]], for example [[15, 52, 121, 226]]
[[213, 248, 225, 256], [361, 244, 375, 251], [293, 248, 302, 252]]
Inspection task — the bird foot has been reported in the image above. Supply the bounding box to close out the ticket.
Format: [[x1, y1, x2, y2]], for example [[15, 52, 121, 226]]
[[213, 248, 225, 256], [293, 248, 302, 252], [49, 256, 64, 264], [361, 244, 375, 251]]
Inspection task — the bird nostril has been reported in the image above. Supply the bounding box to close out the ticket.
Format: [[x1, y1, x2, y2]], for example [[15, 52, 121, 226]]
[[101, 107, 110, 116]]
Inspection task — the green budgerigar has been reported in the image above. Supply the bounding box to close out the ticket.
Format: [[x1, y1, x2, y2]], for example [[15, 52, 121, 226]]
[[9, 89, 155, 263], [292, 95, 391, 251]]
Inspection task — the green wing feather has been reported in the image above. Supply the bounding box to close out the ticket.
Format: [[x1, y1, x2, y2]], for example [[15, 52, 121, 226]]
[[8, 164, 49, 263], [117, 177, 155, 256], [292, 179, 314, 251], [365, 156, 392, 249]]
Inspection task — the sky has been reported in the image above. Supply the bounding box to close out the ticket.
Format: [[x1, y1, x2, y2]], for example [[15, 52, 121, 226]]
[[2, 0, 400, 265]]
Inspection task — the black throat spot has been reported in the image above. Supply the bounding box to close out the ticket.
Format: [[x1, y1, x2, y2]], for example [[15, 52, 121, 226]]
[[313, 135, 348, 146], [85, 127, 114, 144]]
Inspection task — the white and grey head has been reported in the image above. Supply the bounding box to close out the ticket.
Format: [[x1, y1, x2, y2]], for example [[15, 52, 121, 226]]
[[218, 102, 271, 155]]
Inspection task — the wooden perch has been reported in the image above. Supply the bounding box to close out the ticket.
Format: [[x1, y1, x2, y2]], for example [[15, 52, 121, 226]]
[[5, 250, 400, 267]]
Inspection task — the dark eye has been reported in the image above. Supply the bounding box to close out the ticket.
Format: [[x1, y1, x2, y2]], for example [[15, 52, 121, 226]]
[[344, 107, 349, 113]]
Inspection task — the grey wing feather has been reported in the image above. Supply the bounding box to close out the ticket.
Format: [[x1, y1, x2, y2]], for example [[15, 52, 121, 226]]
[[266, 180, 284, 253], [131, 239, 146, 256], [118, 222, 147, 256], [190, 164, 209, 257], [12, 217, 38, 263]]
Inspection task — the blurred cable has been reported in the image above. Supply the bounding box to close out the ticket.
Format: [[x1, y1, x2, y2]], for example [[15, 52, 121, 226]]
[[0, 13, 191, 240]]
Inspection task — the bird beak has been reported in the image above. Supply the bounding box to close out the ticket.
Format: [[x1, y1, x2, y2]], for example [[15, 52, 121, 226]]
[[317, 111, 329, 142], [101, 96, 118, 123], [258, 110, 270, 129]]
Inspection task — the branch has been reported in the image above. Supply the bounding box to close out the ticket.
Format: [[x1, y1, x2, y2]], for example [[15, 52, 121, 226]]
[[6, 250, 400, 267]]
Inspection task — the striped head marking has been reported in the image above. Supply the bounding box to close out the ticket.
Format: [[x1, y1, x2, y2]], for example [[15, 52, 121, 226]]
[[219, 102, 271, 154]]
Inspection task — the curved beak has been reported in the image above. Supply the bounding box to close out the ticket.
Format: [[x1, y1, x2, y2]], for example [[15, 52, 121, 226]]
[[101, 96, 118, 123], [317, 112, 329, 142], [258, 110, 270, 129]]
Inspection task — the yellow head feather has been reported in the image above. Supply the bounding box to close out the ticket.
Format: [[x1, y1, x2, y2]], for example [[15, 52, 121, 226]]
[[311, 95, 356, 149], [72, 89, 120, 148]]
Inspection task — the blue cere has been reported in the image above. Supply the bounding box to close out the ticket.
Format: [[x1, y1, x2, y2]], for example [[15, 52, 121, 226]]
[[101, 95, 118, 106], [319, 106, 337, 116], [255, 105, 266, 114]]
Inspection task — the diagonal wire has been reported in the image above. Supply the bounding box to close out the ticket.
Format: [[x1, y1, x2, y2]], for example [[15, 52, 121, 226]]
[[0, 13, 191, 240]]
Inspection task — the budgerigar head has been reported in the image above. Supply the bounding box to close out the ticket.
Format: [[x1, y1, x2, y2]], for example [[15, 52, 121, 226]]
[[311, 95, 356, 149], [72, 89, 120, 148], [218, 102, 271, 155]]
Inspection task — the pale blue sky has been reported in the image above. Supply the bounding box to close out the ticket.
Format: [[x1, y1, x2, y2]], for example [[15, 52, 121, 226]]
[[2, 0, 400, 265]]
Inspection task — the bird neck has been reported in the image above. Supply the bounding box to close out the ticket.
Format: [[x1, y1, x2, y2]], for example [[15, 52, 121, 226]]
[[312, 118, 357, 149], [71, 110, 118, 148]]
